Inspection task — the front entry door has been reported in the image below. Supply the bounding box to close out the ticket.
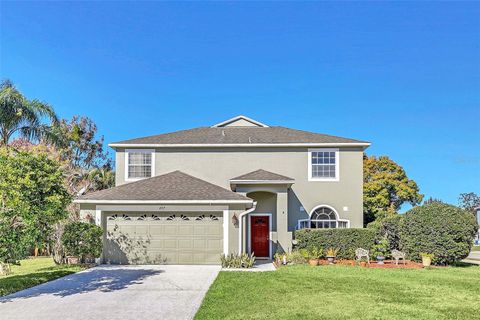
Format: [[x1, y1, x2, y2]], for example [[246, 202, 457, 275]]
[[250, 215, 270, 257]]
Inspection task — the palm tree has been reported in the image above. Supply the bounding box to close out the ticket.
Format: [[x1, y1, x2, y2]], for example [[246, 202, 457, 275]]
[[0, 79, 59, 146]]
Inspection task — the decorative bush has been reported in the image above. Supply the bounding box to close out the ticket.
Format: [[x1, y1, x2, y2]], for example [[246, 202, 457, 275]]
[[368, 214, 404, 252], [295, 229, 376, 259], [401, 202, 478, 265], [221, 253, 255, 268], [62, 222, 103, 262]]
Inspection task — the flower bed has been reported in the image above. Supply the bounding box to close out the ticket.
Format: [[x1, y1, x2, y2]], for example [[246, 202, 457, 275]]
[[315, 259, 424, 269]]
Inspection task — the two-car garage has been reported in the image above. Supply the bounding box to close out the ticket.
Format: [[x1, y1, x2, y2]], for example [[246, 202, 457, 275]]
[[104, 212, 224, 265]]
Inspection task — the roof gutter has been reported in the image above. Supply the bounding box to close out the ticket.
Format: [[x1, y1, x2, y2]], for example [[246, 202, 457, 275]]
[[73, 199, 253, 204], [109, 142, 371, 148], [230, 179, 294, 184]]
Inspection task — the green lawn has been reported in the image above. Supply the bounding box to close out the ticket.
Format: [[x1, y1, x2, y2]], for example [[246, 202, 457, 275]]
[[196, 264, 480, 320], [0, 257, 85, 297], [472, 246, 480, 251]]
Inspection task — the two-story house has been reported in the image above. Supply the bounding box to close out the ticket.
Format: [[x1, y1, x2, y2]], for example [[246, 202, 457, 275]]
[[76, 115, 370, 264]]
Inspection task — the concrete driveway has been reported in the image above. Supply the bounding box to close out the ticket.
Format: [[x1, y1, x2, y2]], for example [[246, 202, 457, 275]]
[[0, 265, 220, 320]]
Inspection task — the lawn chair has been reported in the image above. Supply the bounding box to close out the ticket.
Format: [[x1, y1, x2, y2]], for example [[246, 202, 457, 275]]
[[355, 248, 370, 264], [391, 249, 406, 265]]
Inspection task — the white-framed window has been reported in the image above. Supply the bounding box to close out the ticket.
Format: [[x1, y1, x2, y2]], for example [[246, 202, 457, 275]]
[[308, 148, 339, 181], [297, 205, 349, 230], [125, 149, 155, 181]]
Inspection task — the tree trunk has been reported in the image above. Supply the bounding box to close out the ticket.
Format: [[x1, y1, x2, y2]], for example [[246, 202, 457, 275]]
[[52, 223, 65, 264]]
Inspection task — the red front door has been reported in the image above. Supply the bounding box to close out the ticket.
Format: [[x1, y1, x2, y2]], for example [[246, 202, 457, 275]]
[[251, 215, 270, 257]]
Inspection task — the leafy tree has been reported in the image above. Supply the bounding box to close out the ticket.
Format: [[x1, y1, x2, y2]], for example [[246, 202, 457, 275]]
[[458, 192, 480, 214], [52, 116, 113, 196], [0, 79, 58, 146], [0, 148, 71, 262], [424, 196, 444, 205], [363, 155, 423, 225]]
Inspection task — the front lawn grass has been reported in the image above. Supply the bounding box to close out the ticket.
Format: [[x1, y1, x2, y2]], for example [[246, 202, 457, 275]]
[[472, 246, 480, 251], [0, 257, 85, 297], [196, 264, 480, 320]]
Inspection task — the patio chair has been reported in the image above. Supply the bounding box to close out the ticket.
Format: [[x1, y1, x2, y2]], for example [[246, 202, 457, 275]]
[[355, 248, 370, 264], [391, 249, 406, 265]]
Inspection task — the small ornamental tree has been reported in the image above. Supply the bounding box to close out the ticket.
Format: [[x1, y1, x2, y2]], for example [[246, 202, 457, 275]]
[[62, 222, 103, 261], [401, 202, 478, 265], [367, 214, 404, 252]]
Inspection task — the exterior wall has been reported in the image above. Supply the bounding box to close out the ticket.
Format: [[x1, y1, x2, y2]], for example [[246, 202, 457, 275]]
[[80, 203, 250, 260], [115, 146, 364, 228]]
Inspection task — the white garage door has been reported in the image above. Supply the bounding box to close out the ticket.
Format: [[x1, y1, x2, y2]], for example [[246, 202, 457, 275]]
[[104, 212, 223, 265]]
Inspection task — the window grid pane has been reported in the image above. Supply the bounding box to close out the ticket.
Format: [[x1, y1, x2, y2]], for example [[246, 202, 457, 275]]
[[311, 151, 336, 178], [128, 152, 152, 178]]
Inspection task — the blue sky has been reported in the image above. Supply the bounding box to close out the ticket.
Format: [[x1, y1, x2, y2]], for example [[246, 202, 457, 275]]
[[1, 2, 479, 207]]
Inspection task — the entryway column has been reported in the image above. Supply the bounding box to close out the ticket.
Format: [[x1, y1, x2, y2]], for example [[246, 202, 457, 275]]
[[276, 190, 291, 253]]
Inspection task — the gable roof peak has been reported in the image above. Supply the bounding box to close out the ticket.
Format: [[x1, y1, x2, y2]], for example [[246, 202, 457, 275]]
[[212, 115, 269, 128]]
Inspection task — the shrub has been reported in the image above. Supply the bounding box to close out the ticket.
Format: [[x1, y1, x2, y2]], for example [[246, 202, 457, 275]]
[[220, 253, 255, 268], [367, 214, 404, 251], [401, 202, 478, 265], [371, 237, 390, 258], [286, 250, 309, 265], [62, 222, 103, 262], [295, 229, 376, 259]]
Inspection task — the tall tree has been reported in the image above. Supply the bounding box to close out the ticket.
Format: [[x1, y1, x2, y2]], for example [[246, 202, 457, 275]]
[[363, 155, 423, 225], [0, 148, 71, 263], [0, 80, 58, 146], [458, 192, 480, 214], [52, 116, 113, 196]]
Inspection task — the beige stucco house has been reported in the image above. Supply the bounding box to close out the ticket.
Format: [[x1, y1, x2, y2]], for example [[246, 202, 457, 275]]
[[75, 115, 370, 264]]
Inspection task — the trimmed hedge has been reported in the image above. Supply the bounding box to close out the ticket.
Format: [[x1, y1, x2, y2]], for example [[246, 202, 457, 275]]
[[295, 229, 376, 259], [401, 202, 478, 265]]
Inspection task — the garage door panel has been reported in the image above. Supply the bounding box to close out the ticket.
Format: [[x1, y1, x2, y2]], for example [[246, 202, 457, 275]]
[[193, 239, 206, 249], [178, 253, 194, 264], [178, 225, 193, 235], [206, 225, 222, 236], [178, 239, 193, 249], [149, 225, 164, 235], [135, 225, 148, 235], [164, 225, 177, 235], [105, 212, 223, 265], [207, 239, 222, 251]]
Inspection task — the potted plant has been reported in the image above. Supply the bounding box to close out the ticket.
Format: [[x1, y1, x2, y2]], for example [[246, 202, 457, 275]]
[[308, 247, 322, 266], [420, 253, 434, 267], [325, 248, 338, 264], [371, 238, 389, 264]]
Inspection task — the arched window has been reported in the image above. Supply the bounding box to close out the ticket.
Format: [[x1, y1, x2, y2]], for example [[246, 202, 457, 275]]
[[297, 205, 349, 229], [310, 206, 337, 228]]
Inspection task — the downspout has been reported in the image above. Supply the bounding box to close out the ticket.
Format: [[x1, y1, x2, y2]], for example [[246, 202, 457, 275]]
[[238, 201, 257, 254]]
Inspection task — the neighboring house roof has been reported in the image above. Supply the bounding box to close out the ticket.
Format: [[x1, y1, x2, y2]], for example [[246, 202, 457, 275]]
[[75, 171, 253, 204], [109, 126, 369, 147], [230, 169, 294, 183]]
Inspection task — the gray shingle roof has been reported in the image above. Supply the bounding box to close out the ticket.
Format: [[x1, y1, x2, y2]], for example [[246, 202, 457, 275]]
[[231, 169, 294, 182], [77, 171, 252, 202], [110, 126, 368, 145]]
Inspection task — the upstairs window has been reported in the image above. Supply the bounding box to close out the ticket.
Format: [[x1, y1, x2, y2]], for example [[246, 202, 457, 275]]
[[125, 149, 154, 180], [308, 148, 339, 181]]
